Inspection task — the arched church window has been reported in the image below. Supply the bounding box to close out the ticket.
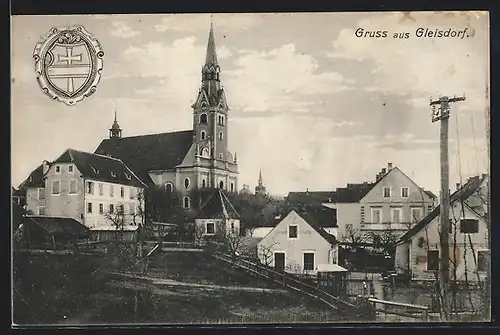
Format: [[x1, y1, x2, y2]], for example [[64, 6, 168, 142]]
[[183, 196, 190, 209], [199, 113, 208, 124], [201, 130, 206, 140], [184, 178, 190, 189], [165, 183, 174, 193], [201, 147, 209, 157], [219, 181, 224, 189], [219, 131, 223, 140], [202, 179, 206, 188]]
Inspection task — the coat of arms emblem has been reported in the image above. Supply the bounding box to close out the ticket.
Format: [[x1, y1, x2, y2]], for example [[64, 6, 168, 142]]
[[33, 25, 104, 106]]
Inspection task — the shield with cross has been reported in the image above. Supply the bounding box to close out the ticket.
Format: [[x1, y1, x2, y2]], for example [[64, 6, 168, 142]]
[[45, 42, 92, 97], [33, 26, 104, 106]]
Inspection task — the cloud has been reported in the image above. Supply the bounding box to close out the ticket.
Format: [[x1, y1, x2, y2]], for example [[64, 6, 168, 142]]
[[224, 43, 353, 112], [328, 12, 489, 109], [109, 21, 141, 38], [154, 13, 264, 32]]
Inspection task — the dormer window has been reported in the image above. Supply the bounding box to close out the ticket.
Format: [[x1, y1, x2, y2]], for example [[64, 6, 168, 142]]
[[90, 165, 99, 175], [199, 113, 208, 124], [111, 172, 117, 178], [125, 173, 131, 180]]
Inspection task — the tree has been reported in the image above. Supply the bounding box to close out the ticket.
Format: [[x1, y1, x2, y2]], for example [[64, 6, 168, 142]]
[[257, 242, 278, 266]]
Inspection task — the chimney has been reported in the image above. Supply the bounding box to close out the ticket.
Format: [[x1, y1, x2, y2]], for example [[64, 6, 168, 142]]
[[42, 160, 50, 174], [456, 182, 461, 190], [376, 173, 382, 181], [381, 168, 387, 174], [388, 162, 393, 170]]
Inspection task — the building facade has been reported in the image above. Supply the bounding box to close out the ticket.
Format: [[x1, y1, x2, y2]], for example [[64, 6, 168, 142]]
[[395, 174, 489, 282], [94, 23, 238, 211], [329, 163, 436, 239], [257, 210, 339, 275], [27, 148, 147, 230]]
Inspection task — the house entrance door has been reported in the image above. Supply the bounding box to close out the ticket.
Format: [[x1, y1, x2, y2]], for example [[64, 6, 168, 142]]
[[274, 252, 285, 272]]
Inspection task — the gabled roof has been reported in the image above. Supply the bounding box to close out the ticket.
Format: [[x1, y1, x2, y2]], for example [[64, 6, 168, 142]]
[[23, 216, 90, 236], [286, 191, 337, 204], [18, 163, 51, 189], [94, 130, 194, 185], [295, 211, 337, 245], [396, 174, 487, 245], [196, 189, 240, 220], [287, 205, 337, 228], [53, 149, 146, 188]]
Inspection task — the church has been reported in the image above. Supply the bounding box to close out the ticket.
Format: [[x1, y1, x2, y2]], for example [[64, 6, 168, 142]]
[[94, 23, 239, 211]]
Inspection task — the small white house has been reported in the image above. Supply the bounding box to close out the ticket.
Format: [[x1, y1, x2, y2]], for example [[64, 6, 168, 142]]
[[394, 174, 489, 282], [257, 209, 339, 275], [194, 188, 241, 240]]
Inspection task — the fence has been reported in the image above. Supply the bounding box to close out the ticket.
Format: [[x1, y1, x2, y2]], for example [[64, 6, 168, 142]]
[[212, 252, 366, 318], [368, 297, 430, 321]]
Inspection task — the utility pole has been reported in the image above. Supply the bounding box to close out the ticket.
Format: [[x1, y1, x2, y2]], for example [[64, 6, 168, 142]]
[[430, 94, 466, 318]]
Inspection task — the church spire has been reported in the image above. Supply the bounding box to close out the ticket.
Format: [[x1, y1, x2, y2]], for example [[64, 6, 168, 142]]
[[205, 18, 218, 66], [109, 108, 122, 139], [258, 169, 263, 186]]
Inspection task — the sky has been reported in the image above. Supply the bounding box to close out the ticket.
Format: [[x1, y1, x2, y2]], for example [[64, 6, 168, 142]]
[[11, 12, 490, 196]]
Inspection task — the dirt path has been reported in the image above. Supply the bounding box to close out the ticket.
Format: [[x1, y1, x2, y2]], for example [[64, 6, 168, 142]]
[[106, 271, 289, 293]]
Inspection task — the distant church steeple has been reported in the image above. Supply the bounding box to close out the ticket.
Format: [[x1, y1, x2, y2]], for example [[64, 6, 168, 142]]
[[255, 169, 267, 196], [109, 109, 122, 139]]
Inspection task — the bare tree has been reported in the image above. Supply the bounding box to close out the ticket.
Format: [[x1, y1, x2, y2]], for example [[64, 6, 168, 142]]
[[257, 242, 278, 266]]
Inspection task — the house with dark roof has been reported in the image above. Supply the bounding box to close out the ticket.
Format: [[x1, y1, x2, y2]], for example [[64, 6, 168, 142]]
[[194, 188, 241, 241], [28, 149, 147, 237], [257, 209, 339, 275], [327, 163, 436, 239], [394, 174, 489, 282], [94, 23, 238, 213], [16, 160, 51, 215]]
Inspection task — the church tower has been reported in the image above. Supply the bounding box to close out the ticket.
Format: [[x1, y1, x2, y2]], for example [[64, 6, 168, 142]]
[[109, 110, 122, 139], [255, 170, 267, 196], [191, 21, 232, 188]]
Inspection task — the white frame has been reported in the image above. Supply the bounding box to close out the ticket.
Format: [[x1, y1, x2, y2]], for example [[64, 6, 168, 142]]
[[69, 180, 78, 195], [37, 206, 46, 215], [391, 207, 402, 224], [205, 221, 215, 236], [288, 224, 299, 239], [52, 180, 60, 195], [371, 208, 382, 224], [165, 182, 174, 192], [383, 186, 391, 198], [183, 196, 190, 209], [199, 113, 208, 124], [86, 181, 94, 195], [410, 207, 423, 223], [37, 188, 45, 200], [401, 187, 409, 198], [55, 165, 61, 174], [302, 250, 316, 272], [68, 164, 74, 173]]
